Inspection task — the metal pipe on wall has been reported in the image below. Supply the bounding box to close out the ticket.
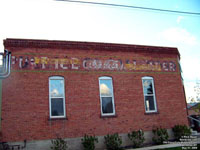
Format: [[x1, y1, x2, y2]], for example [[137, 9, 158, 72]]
[[0, 50, 11, 78], [0, 50, 11, 131]]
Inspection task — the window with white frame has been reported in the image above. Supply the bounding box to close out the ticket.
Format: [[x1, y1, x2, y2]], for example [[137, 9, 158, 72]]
[[99, 76, 115, 116], [142, 76, 157, 112], [49, 76, 66, 118]]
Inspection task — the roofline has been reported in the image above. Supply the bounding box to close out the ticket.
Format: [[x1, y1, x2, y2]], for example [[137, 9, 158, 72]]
[[3, 38, 180, 58]]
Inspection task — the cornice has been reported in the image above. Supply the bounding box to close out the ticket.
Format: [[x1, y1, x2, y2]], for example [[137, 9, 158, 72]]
[[3, 38, 180, 58]]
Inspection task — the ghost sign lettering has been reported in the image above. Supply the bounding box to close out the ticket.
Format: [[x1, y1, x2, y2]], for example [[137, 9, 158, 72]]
[[11, 55, 177, 72]]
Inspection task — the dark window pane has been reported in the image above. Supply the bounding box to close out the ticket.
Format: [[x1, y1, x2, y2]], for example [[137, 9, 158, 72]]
[[102, 97, 113, 114], [145, 96, 155, 111], [51, 98, 64, 116], [143, 79, 153, 95]]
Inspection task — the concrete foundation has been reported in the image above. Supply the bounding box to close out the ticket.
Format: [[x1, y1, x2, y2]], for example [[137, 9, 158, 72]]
[[8, 129, 174, 150]]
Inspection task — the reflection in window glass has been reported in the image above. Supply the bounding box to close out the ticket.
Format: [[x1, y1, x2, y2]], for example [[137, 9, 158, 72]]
[[49, 76, 66, 118], [99, 77, 115, 116], [143, 80, 153, 95], [142, 77, 157, 112], [100, 79, 112, 97], [50, 80, 64, 97], [144, 96, 155, 111]]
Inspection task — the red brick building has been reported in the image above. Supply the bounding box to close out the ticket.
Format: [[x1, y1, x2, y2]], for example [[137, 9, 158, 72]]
[[1, 38, 188, 149]]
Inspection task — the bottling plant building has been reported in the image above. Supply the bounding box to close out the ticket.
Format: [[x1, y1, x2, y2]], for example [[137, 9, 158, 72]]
[[1, 38, 188, 149]]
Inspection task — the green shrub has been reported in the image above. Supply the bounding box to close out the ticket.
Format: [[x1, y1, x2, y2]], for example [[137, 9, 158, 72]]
[[104, 133, 123, 150], [51, 138, 68, 150], [81, 134, 98, 150], [128, 129, 145, 148], [172, 125, 191, 141], [152, 127, 169, 145]]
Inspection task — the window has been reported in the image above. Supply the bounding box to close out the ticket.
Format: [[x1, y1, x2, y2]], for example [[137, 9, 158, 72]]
[[99, 76, 115, 116], [142, 76, 157, 113], [49, 76, 66, 118]]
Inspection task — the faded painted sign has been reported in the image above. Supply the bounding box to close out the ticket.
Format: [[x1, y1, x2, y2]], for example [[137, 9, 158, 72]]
[[11, 55, 177, 72], [12, 56, 80, 70]]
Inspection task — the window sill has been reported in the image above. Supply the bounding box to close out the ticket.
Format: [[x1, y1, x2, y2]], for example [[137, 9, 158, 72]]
[[144, 111, 159, 115], [100, 114, 117, 118], [48, 117, 68, 121]]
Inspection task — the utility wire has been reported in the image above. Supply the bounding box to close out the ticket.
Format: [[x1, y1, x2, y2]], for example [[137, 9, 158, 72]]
[[56, 0, 200, 16]]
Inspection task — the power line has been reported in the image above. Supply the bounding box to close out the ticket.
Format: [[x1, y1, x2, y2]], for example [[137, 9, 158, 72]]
[[56, 0, 200, 16]]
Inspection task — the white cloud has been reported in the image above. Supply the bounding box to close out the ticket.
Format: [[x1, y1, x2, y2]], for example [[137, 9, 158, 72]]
[[177, 16, 184, 24], [181, 57, 200, 80], [181, 56, 200, 102], [0, 0, 101, 52], [51, 89, 59, 97], [184, 80, 200, 103], [100, 84, 111, 96], [160, 27, 197, 45]]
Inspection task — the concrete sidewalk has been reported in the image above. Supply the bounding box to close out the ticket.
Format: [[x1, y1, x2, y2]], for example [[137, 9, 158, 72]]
[[127, 143, 182, 150]]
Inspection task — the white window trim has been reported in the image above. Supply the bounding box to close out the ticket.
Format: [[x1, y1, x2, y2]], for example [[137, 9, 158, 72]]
[[49, 76, 66, 119], [142, 76, 157, 113], [99, 76, 116, 116]]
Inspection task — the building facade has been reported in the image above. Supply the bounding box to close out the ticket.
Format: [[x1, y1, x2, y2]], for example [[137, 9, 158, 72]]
[[1, 39, 188, 149]]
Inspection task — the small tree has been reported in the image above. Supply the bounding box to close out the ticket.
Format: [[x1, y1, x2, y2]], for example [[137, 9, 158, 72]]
[[189, 80, 200, 114], [152, 127, 169, 145], [172, 125, 191, 141], [81, 134, 98, 150], [104, 133, 123, 150], [51, 138, 68, 150], [194, 80, 200, 102], [128, 129, 145, 148]]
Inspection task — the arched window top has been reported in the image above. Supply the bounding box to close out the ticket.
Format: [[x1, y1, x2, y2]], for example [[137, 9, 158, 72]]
[[99, 76, 112, 80], [49, 76, 64, 80], [142, 76, 153, 80]]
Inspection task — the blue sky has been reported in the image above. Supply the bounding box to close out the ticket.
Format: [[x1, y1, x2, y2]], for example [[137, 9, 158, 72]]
[[0, 0, 199, 102]]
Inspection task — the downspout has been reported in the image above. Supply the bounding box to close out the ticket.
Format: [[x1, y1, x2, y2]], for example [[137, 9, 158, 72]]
[[0, 50, 11, 131], [0, 79, 2, 131], [0, 50, 11, 78]]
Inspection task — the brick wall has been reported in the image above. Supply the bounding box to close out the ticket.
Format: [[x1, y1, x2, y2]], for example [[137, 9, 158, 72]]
[[1, 39, 188, 142]]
